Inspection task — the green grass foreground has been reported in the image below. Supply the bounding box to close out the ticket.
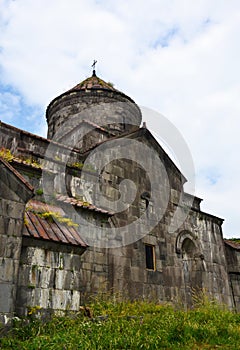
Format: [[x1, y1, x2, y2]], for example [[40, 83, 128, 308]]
[[1, 296, 240, 349]]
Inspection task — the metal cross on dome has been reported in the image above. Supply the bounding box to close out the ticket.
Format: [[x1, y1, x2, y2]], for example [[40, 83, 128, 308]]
[[92, 60, 97, 76]]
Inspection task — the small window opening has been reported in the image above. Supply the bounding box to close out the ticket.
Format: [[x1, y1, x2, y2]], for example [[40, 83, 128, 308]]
[[145, 244, 155, 270], [141, 192, 150, 208]]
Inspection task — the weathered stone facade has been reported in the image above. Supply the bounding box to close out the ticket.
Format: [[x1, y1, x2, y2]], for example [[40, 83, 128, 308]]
[[0, 158, 33, 323], [224, 241, 240, 311], [0, 72, 239, 324]]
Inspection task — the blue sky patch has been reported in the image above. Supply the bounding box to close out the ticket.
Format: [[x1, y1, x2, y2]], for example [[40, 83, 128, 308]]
[[0, 82, 45, 135], [151, 26, 179, 49]]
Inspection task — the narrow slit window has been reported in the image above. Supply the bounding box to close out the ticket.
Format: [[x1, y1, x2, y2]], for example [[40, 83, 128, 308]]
[[145, 244, 155, 270]]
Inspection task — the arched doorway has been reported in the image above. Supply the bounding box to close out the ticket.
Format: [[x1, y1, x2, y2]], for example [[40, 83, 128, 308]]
[[176, 232, 204, 307]]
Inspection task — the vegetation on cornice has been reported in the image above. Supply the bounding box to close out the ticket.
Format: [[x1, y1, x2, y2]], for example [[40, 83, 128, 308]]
[[227, 238, 240, 244], [0, 147, 97, 174], [0, 147, 42, 169], [0, 147, 14, 162], [68, 161, 97, 174], [23, 158, 42, 169], [38, 211, 78, 227], [25, 206, 78, 227]]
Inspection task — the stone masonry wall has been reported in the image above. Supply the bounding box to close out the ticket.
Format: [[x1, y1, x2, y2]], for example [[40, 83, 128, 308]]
[[173, 212, 233, 307], [15, 242, 110, 316], [16, 239, 85, 317], [76, 132, 233, 307], [0, 197, 26, 323], [224, 244, 240, 311], [0, 161, 33, 324], [0, 122, 85, 171]]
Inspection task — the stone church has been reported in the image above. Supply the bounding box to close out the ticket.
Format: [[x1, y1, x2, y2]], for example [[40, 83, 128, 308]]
[[0, 69, 240, 324]]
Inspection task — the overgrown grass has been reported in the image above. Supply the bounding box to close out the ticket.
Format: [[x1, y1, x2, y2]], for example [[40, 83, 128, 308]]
[[1, 295, 240, 349]]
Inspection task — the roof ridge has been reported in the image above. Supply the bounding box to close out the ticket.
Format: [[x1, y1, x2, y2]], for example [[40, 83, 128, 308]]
[[68, 74, 118, 93], [0, 121, 84, 155], [0, 156, 34, 192], [56, 194, 114, 215]]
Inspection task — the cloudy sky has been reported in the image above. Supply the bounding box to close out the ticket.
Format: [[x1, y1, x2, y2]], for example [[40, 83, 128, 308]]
[[0, 0, 240, 237]]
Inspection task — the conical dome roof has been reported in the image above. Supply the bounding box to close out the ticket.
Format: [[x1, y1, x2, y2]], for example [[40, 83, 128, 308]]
[[68, 72, 117, 92], [64, 71, 136, 103]]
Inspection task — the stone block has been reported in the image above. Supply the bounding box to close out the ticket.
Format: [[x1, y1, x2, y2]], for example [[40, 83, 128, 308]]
[[0, 216, 7, 235], [93, 252, 108, 265], [17, 264, 32, 286], [0, 199, 25, 219], [38, 267, 53, 289], [82, 262, 92, 270], [9, 218, 24, 237], [0, 235, 7, 256], [71, 290, 81, 310], [71, 254, 82, 271], [50, 289, 80, 311], [34, 288, 50, 309], [0, 258, 16, 282], [94, 265, 105, 273], [63, 270, 75, 290], [23, 246, 46, 266], [59, 253, 72, 270], [130, 266, 146, 283], [72, 271, 82, 290], [4, 236, 22, 259], [54, 269, 67, 290], [17, 287, 33, 312], [142, 235, 157, 246], [80, 269, 91, 283], [147, 270, 163, 285], [128, 281, 143, 298], [170, 189, 180, 205], [156, 259, 162, 271], [130, 252, 144, 268], [0, 283, 14, 313]]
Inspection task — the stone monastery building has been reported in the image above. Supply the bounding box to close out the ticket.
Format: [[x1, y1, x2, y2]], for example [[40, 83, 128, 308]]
[[0, 70, 240, 323]]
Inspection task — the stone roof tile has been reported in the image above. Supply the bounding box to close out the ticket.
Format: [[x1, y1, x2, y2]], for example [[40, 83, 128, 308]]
[[68, 75, 117, 93], [224, 239, 240, 250], [23, 200, 87, 247], [56, 194, 113, 215]]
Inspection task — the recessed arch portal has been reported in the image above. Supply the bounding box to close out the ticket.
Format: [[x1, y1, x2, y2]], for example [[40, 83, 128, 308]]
[[176, 230, 204, 307], [176, 231, 200, 257], [182, 237, 197, 259]]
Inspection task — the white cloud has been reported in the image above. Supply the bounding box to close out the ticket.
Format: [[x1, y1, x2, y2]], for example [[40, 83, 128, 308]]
[[0, 0, 240, 237], [0, 91, 21, 121]]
